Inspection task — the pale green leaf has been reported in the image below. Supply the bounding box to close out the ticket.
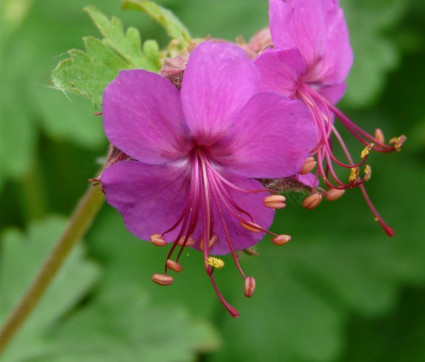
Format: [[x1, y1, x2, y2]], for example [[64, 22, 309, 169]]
[[0, 217, 101, 362], [122, 0, 191, 44], [52, 7, 161, 107]]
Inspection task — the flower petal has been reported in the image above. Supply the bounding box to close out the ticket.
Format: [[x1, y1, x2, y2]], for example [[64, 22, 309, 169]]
[[101, 160, 190, 242], [269, 0, 327, 68], [254, 48, 307, 98], [318, 82, 347, 105], [181, 41, 261, 146], [213, 92, 317, 179], [204, 172, 274, 255], [102, 70, 190, 165]]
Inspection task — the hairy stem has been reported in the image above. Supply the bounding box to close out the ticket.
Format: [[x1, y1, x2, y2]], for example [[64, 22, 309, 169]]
[[0, 185, 104, 355]]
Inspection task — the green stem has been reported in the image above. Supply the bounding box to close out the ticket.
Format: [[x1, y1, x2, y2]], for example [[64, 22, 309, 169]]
[[0, 185, 104, 355]]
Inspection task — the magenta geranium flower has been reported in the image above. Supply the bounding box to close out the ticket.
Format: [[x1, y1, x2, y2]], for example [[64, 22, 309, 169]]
[[254, 0, 405, 235], [100, 41, 316, 317]]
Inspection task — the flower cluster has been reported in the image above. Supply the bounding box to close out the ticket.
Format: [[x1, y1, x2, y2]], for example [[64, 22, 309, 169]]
[[99, 0, 404, 317]]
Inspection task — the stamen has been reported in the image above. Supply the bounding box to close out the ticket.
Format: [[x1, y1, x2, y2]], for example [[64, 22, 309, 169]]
[[360, 143, 375, 159], [152, 273, 174, 286], [166, 259, 183, 272], [243, 247, 260, 256], [326, 188, 345, 201], [300, 156, 317, 174], [375, 129, 385, 144], [244, 277, 256, 297], [263, 195, 286, 209], [150, 234, 167, 247], [302, 193, 323, 210], [177, 236, 195, 247], [199, 235, 218, 251], [206, 257, 225, 269], [272, 234, 291, 246], [364, 165, 372, 181], [240, 221, 262, 232], [389, 136, 406, 152], [349, 168, 359, 182]]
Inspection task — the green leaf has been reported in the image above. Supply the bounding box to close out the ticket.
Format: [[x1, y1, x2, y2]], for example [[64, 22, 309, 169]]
[[38, 285, 220, 362], [0, 216, 101, 362], [52, 6, 161, 107], [341, 0, 408, 107], [122, 0, 191, 45]]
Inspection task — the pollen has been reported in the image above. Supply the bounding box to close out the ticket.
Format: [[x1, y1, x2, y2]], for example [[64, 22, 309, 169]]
[[389, 136, 405, 152], [206, 257, 225, 269], [349, 167, 359, 182], [360, 143, 375, 158], [364, 165, 372, 181]]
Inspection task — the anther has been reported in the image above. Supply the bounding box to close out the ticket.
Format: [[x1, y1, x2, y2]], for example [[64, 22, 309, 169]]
[[243, 247, 260, 256], [206, 257, 225, 269], [302, 193, 322, 210], [150, 234, 167, 247], [299, 156, 317, 174], [199, 235, 218, 251], [349, 167, 359, 182], [244, 277, 256, 297], [152, 273, 174, 286], [166, 259, 183, 272], [326, 188, 345, 201], [240, 221, 261, 232], [389, 136, 406, 152], [177, 236, 195, 247], [364, 165, 372, 181], [375, 128, 385, 144], [272, 234, 291, 246], [263, 195, 286, 209], [360, 143, 375, 158]]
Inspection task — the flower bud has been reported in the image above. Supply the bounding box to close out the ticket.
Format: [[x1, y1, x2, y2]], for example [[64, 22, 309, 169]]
[[326, 188, 345, 201], [302, 193, 322, 210], [244, 277, 256, 297], [152, 273, 173, 286], [272, 234, 291, 246]]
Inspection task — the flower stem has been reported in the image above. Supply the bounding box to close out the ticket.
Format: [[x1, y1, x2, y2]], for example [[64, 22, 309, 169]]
[[0, 185, 104, 355]]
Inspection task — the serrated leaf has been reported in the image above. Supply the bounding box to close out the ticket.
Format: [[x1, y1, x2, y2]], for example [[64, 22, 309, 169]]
[[122, 0, 191, 45], [0, 216, 101, 362], [52, 6, 161, 107], [39, 285, 220, 362]]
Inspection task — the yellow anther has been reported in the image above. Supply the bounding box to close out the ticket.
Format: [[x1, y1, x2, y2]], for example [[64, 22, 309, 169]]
[[389, 136, 405, 152], [364, 165, 372, 181], [206, 257, 225, 269], [349, 168, 359, 182], [360, 143, 375, 158]]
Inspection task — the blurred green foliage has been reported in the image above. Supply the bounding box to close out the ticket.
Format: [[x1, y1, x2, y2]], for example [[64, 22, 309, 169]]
[[1, 0, 425, 361]]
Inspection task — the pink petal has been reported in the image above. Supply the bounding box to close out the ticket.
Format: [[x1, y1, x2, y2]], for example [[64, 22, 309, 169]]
[[181, 41, 261, 146], [269, 0, 327, 68], [254, 48, 307, 98], [318, 82, 347, 105], [102, 70, 190, 165], [203, 172, 274, 255], [101, 160, 190, 242], [297, 173, 319, 189], [213, 92, 317, 179]]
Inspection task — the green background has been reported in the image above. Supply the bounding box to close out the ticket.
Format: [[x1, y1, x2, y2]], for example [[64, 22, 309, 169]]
[[1, 0, 425, 361]]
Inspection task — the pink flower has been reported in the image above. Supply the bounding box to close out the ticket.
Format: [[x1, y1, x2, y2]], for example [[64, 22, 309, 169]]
[[100, 41, 316, 317], [254, 0, 405, 235]]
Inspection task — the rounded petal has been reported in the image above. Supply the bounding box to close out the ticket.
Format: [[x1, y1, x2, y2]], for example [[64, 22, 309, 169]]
[[212, 92, 317, 179], [201, 172, 274, 255], [102, 70, 190, 165], [181, 41, 261, 146], [254, 48, 307, 98], [269, 0, 327, 68], [318, 82, 347, 105], [101, 160, 190, 242], [297, 173, 319, 189]]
